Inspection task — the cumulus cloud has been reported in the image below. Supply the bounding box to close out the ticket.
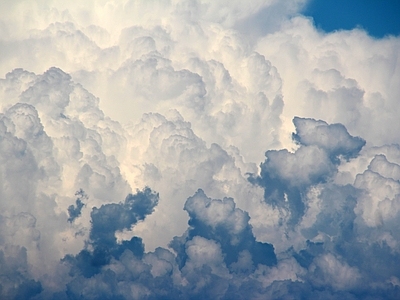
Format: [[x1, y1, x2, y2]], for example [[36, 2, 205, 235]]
[[0, 0, 400, 299], [251, 117, 365, 227]]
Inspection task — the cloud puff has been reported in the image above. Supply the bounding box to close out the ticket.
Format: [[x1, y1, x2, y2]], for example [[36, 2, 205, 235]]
[[176, 189, 277, 266], [292, 117, 365, 161], [252, 117, 365, 226]]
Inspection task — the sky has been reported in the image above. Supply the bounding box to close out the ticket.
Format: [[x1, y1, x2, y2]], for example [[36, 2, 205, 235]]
[[0, 0, 400, 299], [303, 0, 400, 38]]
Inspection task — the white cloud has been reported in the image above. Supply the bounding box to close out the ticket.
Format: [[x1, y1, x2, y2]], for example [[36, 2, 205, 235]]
[[1, 0, 400, 298]]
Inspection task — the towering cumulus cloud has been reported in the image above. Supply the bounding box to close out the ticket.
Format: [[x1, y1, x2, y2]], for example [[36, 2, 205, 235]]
[[0, 0, 399, 299]]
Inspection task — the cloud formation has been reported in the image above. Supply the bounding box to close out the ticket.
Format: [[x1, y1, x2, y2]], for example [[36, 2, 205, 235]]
[[0, 0, 400, 299]]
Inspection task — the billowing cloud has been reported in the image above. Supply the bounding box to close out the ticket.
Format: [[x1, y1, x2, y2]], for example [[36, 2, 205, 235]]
[[0, 0, 400, 299]]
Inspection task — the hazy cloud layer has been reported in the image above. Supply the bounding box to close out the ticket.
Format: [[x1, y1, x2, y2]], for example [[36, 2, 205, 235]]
[[0, 0, 399, 299]]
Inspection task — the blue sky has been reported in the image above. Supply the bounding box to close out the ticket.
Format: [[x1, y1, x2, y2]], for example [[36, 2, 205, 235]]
[[302, 0, 400, 38]]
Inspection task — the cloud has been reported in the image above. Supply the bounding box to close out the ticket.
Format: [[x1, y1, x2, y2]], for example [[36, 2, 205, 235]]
[[175, 189, 277, 267], [292, 117, 365, 161], [60, 188, 277, 299], [251, 117, 365, 226], [0, 245, 42, 299], [0, 0, 400, 299], [256, 15, 400, 147], [67, 189, 86, 223]]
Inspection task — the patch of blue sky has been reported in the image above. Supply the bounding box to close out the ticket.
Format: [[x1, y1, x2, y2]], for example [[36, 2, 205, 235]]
[[302, 0, 400, 38]]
